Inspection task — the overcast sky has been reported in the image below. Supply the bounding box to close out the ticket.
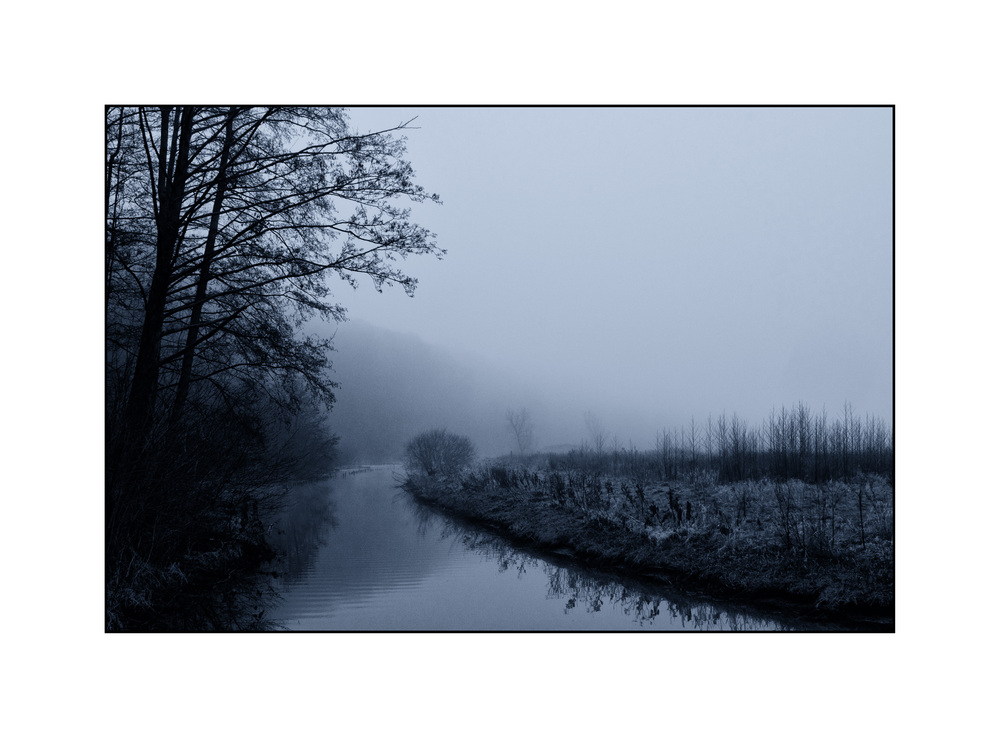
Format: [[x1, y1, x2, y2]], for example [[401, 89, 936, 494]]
[[332, 106, 892, 443]]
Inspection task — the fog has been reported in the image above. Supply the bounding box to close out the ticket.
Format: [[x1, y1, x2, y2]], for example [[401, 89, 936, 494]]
[[325, 320, 640, 461], [323, 107, 892, 462]]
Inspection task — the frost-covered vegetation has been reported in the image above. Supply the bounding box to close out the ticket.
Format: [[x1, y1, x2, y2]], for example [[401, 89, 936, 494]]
[[403, 408, 893, 624], [583, 402, 892, 485]]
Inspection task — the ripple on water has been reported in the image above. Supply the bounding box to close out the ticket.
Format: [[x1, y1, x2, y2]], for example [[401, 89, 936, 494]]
[[270, 467, 804, 631]]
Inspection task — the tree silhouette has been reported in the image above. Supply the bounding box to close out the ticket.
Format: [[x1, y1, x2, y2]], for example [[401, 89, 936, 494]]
[[506, 407, 535, 455], [105, 106, 442, 629], [107, 107, 442, 451]]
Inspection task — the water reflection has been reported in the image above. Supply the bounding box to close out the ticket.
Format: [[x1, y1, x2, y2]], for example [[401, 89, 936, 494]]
[[267, 479, 338, 581], [401, 495, 796, 631], [270, 467, 845, 630]]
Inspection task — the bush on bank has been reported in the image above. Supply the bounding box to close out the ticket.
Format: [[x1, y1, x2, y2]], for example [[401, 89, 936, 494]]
[[404, 429, 477, 479]]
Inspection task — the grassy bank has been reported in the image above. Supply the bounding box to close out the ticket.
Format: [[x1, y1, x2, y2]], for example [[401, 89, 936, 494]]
[[404, 460, 893, 626]]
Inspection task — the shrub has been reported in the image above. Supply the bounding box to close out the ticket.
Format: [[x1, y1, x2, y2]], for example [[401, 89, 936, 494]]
[[405, 429, 477, 479]]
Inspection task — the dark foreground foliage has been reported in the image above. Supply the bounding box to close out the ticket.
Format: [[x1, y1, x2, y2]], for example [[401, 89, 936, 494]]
[[106, 106, 438, 630], [404, 456, 893, 627], [106, 402, 337, 631]]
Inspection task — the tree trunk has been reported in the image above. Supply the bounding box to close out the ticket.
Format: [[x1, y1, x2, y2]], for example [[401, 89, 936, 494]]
[[170, 108, 238, 424], [121, 106, 196, 448]]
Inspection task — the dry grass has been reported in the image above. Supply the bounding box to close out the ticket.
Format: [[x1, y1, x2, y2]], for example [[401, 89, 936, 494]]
[[405, 460, 894, 623]]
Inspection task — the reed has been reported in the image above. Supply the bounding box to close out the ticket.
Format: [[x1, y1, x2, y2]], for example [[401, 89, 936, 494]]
[[403, 435, 894, 622], [550, 402, 892, 485]]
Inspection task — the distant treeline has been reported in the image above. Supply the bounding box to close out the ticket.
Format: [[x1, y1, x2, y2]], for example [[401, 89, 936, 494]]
[[553, 402, 892, 485]]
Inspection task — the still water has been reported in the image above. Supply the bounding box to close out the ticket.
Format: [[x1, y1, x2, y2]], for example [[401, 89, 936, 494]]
[[268, 466, 814, 631]]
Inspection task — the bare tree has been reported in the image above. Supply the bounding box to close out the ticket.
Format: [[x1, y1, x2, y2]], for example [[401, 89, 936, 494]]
[[506, 407, 535, 456], [689, 416, 701, 472], [107, 106, 442, 469], [610, 435, 622, 475], [105, 106, 444, 629], [655, 428, 671, 478], [584, 411, 607, 456]]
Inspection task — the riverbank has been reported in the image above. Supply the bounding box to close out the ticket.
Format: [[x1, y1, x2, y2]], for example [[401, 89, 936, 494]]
[[404, 463, 893, 629]]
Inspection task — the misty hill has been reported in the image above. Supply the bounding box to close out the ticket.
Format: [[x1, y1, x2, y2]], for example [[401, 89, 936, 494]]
[[324, 321, 546, 463], [319, 321, 725, 465], [319, 320, 891, 469]]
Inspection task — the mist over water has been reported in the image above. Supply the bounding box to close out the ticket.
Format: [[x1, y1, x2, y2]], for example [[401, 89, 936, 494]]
[[104, 104, 893, 634]]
